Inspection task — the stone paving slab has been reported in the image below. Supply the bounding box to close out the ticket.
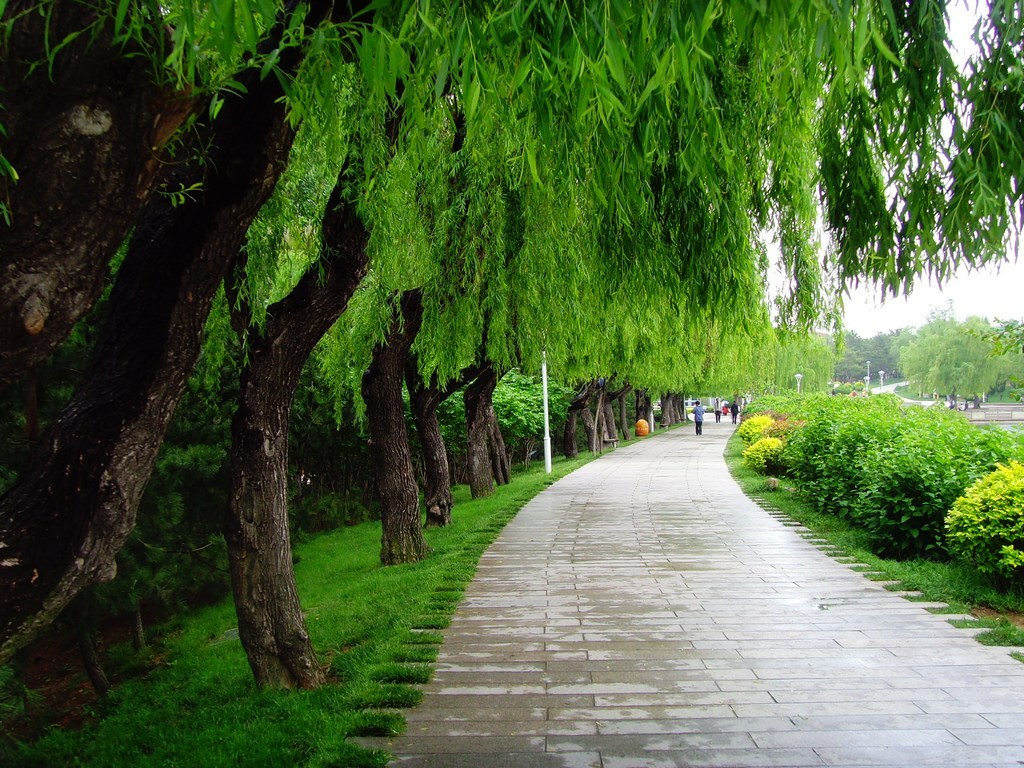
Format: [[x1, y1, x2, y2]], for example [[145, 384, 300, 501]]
[[360, 420, 1024, 767]]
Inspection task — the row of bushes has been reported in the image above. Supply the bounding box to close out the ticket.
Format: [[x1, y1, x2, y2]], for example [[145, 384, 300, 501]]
[[738, 395, 1024, 583]]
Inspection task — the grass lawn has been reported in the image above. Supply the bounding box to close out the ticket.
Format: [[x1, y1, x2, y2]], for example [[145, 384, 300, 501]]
[[894, 384, 1021, 404], [724, 431, 1024, 657], [1, 452, 600, 767], [8, 427, 1023, 766]]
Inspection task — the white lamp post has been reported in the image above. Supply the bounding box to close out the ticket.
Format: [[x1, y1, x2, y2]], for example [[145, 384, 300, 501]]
[[795, 372, 803, 393], [864, 374, 871, 393], [541, 350, 552, 474], [866, 360, 871, 382], [879, 370, 886, 390]]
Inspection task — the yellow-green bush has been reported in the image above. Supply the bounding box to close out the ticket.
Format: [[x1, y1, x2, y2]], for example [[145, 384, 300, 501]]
[[764, 418, 802, 441], [945, 462, 1024, 583], [742, 436, 785, 475], [737, 414, 773, 446]]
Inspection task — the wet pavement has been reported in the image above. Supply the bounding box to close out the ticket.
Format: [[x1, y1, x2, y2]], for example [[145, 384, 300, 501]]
[[362, 420, 1024, 767]]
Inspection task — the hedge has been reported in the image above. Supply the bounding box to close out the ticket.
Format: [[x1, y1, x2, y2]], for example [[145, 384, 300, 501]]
[[745, 394, 1024, 560]]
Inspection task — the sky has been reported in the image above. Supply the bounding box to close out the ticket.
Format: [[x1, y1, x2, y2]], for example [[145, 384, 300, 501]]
[[842, 257, 1024, 337]]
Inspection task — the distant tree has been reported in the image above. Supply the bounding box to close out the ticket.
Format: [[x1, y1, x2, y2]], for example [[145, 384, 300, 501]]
[[983, 319, 1024, 400], [835, 330, 904, 383], [900, 313, 1008, 399], [774, 332, 837, 394]]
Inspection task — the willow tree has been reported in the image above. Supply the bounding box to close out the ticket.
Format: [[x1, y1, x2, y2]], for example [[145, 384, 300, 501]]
[[0, 1, 195, 385], [774, 332, 839, 394], [900, 313, 1021, 400], [0, 0, 350, 664], [4, 0, 1024, 664], [224, 75, 372, 686], [328, 0, 1023, 565]]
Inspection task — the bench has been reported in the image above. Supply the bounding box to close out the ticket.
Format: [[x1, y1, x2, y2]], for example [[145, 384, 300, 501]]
[[602, 436, 619, 449]]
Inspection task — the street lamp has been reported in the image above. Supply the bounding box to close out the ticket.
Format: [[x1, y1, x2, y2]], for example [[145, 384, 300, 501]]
[[864, 374, 871, 393], [795, 373, 803, 394], [879, 370, 886, 391], [866, 360, 871, 381], [541, 351, 551, 473]]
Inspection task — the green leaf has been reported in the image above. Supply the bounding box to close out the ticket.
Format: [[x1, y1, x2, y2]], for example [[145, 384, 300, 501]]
[[238, 0, 259, 52], [433, 56, 450, 102], [211, 0, 237, 59], [870, 25, 901, 69], [526, 144, 540, 184], [605, 33, 627, 91], [464, 76, 481, 121], [113, 0, 131, 37]]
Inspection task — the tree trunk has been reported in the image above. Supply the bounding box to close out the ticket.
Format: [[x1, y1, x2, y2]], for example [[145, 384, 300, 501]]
[[131, 602, 146, 651], [363, 293, 430, 565], [406, 372, 455, 527], [226, 178, 368, 688], [563, 409, 580, 459], [67, 597, 110, 698], [0, 2, 195, 385], [612, 382, 633, 440], [227, 385, 320, 689], [0, 7, 311, 663], [602, 391, 620, 441], [564, 381, 598, 458], [487, 405, 511, 486], [76, 628, 111, 698], [660, 392, 673, 427], [464, 364, 509, 497], [24, 371, 39, 442], [465, 367, 495, 498], [598, 382, 630, 442], [593, 390, 608, 452], [580, 405, 598, 451], [635, 389, 651, 426]]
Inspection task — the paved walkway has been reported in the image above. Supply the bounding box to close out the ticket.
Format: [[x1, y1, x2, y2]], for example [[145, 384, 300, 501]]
[[369, 420, 1024, 767]]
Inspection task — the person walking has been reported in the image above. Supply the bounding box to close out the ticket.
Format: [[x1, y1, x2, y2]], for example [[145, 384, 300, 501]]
[[693, 400, 705, 436], [714, 398, 722, 423], [731, 397, 740, 424]]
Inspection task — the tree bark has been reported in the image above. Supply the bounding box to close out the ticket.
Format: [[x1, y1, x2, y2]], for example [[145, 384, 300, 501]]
[[76, 628, 111, 698], [0, 2, 195, 385], [592, 390, 607, 452], [225, 178, 368, 688], [131, 602, 146, 651], [405, 363, 482, 527], [0, 7, 311, 663], [487, 403, 511, 486], [660, 392, 673, 427], [407, 376, 453, 527], [67, 596, 110, 698], [611, 382, 633, 440], [363, 292, 431, 565], [563, 409, 580, 459], [580, 402, 598, 451], [563, 381, 598, 458], [635, 388, 654, 429], [464, 364, 509, 498], [24, 371, 40, 441], [604, 397, 618, 441]]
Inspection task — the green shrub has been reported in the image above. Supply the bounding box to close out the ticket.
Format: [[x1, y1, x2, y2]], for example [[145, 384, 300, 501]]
[[768, 394, 1024, 559], [946, 462, 1024, 584], [742, 437, 785, 475], [763, 418, 802, 441], [737, 414, 774, 445]]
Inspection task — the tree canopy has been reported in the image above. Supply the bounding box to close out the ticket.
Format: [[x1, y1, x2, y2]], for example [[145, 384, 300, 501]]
[[900, 312, 1024, 398], [3, 0, 1024, 675]]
